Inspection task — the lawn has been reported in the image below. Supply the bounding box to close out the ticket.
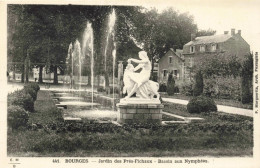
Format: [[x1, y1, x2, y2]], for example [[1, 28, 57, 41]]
[[7, 90, 253, 157]]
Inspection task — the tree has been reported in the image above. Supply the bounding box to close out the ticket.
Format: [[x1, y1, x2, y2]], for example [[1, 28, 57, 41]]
[[167, 71, 175, 95], [132, 7, 198, 79], [241, 53, 253, 104], [193, 70, 204, 96], [196, 29, 216, 37]]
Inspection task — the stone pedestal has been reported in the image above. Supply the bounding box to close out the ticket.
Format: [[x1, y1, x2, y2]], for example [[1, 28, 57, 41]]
[[116, 98, 164, 124]]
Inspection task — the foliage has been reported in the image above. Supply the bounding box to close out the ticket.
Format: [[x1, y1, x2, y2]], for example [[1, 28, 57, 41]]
[[97, 86, 106, 92], [194, 54, 242, 78], [203, 77, 241, 100], [174, 86, 179, 93], [24, 87, 37, 101], [193, 70, 203, 96], [241, 54, 253, 104], [132, 8, 198, 78], [8, 90, 34, 112], [180, 82, 194, 96], [196, 29, 216, 37], [7, 90, 253, 156], [167, 72, 175, 95], [8, 105, 29, 130], [158, 83, 167, 92], [24, 83, 40, 93], [187, 96, 217, 114]]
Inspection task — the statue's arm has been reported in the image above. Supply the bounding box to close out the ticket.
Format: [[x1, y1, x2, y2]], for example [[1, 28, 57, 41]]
[[133, 64, 144, 71], [129, 58, 148, 64]]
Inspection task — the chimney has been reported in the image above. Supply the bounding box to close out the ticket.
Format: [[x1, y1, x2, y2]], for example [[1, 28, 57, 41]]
[[191, 34, 196, 41], [224, 31, 229, 35], [237, 30, 241, 35], [231, 28, 235, 36]]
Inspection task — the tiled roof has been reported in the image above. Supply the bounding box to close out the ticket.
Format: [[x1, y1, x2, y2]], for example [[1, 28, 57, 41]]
[[184, 34, 232, 46], [169, 48, 184, 60]]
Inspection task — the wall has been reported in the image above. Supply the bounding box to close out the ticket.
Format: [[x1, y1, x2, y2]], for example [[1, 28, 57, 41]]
[[222, 34, 250, 61], [158, 50, 184, 84]]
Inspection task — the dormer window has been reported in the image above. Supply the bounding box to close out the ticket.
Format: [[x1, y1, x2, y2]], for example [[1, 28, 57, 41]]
[[211, 43, 217, 51], [200, 45, 205, 52], [190, 46, 195, 53]]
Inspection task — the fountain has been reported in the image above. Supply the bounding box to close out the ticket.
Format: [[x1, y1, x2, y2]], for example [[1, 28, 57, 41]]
[[82, 22, 94, 107], [66, 43, 73, 89], [52, 10, 194, 125], [116, 51, 163, 124], [104, 9, 116, 84], [73, 39, 82, 91], [112, 43, 116, 111]]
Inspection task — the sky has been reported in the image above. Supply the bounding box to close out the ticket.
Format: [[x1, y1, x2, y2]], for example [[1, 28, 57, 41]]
[[143, 0, 260, 53]]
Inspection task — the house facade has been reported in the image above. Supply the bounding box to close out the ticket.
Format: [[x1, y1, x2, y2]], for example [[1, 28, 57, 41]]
[[157, 48, 184, 85], [157, 29, 250, 84], [182, 29, 250, 80]]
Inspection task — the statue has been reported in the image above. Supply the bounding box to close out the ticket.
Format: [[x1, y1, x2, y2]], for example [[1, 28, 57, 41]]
[[123, 51, 160, 99]]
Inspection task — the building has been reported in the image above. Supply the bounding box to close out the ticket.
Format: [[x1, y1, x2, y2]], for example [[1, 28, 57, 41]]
[[182, 29, 250, 80], [158, 28, 251, 84], [157, 48, 184, 85]]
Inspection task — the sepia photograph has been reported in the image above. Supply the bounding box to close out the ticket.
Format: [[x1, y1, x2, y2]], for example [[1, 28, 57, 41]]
[[1, 0, 259, 167]]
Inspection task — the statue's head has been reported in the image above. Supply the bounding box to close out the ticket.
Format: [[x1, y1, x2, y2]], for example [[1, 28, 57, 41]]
[[139, 51, 148, 60]]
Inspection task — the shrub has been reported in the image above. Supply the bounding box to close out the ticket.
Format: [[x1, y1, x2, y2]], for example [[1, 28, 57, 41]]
[[241, 54, 253, 104], [174, 86, 179, 93], [159, 83, 167, 92], [193, 70, 203, 96], [8, 105, 29, 129], [24, 87, 37, 101], [204, 77, 241, 100], [181, 82, 194, 96], [97, 86, 105, 92], [10, 90, 34, 112], [24, 83, 40, 93], [167, 72, 175, 95], [187, 96, 217, 114]]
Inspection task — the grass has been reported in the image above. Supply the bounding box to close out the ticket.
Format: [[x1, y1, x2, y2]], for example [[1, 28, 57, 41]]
[[162, 93, 253, 109], [7, 90, 253, 157]]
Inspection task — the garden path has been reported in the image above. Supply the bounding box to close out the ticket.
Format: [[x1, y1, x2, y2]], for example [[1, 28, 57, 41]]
[[162, 98, 253, 117]]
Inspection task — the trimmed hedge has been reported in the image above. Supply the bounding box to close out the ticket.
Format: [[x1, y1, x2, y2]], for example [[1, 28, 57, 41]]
[[24, 83, 40, 93], [187, 96, 217, 114], [159, 83, 167, 92], [8, 105, 29, 129], [9, 90, 34, 112], [167, 72, 175, 95], [24, 87, 37, 101]]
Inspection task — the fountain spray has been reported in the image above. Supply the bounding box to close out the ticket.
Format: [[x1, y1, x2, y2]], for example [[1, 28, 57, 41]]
[[104, 9, 116, 73], [112, 42, 116, 111], [82, 22, 94, 108], [67, 43, 73, 89]]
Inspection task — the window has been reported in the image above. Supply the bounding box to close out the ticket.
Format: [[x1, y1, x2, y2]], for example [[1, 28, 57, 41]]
[[211, 43, 217, 51], [200, 45, 205, 52], [174, 70, 178, 76], [169, 56, 173, 64], [190, 46, 195, 53], [163, 70, 168, 77]]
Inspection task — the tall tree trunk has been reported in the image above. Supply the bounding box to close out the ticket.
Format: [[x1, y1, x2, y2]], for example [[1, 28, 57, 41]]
[[39, 66, 43, 83], [25, 61, 29, 83], [25, 58, 29, 83], [151, 57, 154, 80], [105, 72, 109, 87], [13, 64, 16, 80], [97, 75, 100, 87], [87, 74, 91, 86], [21, 65, 24, 83], [53, 65, 58, 84]]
